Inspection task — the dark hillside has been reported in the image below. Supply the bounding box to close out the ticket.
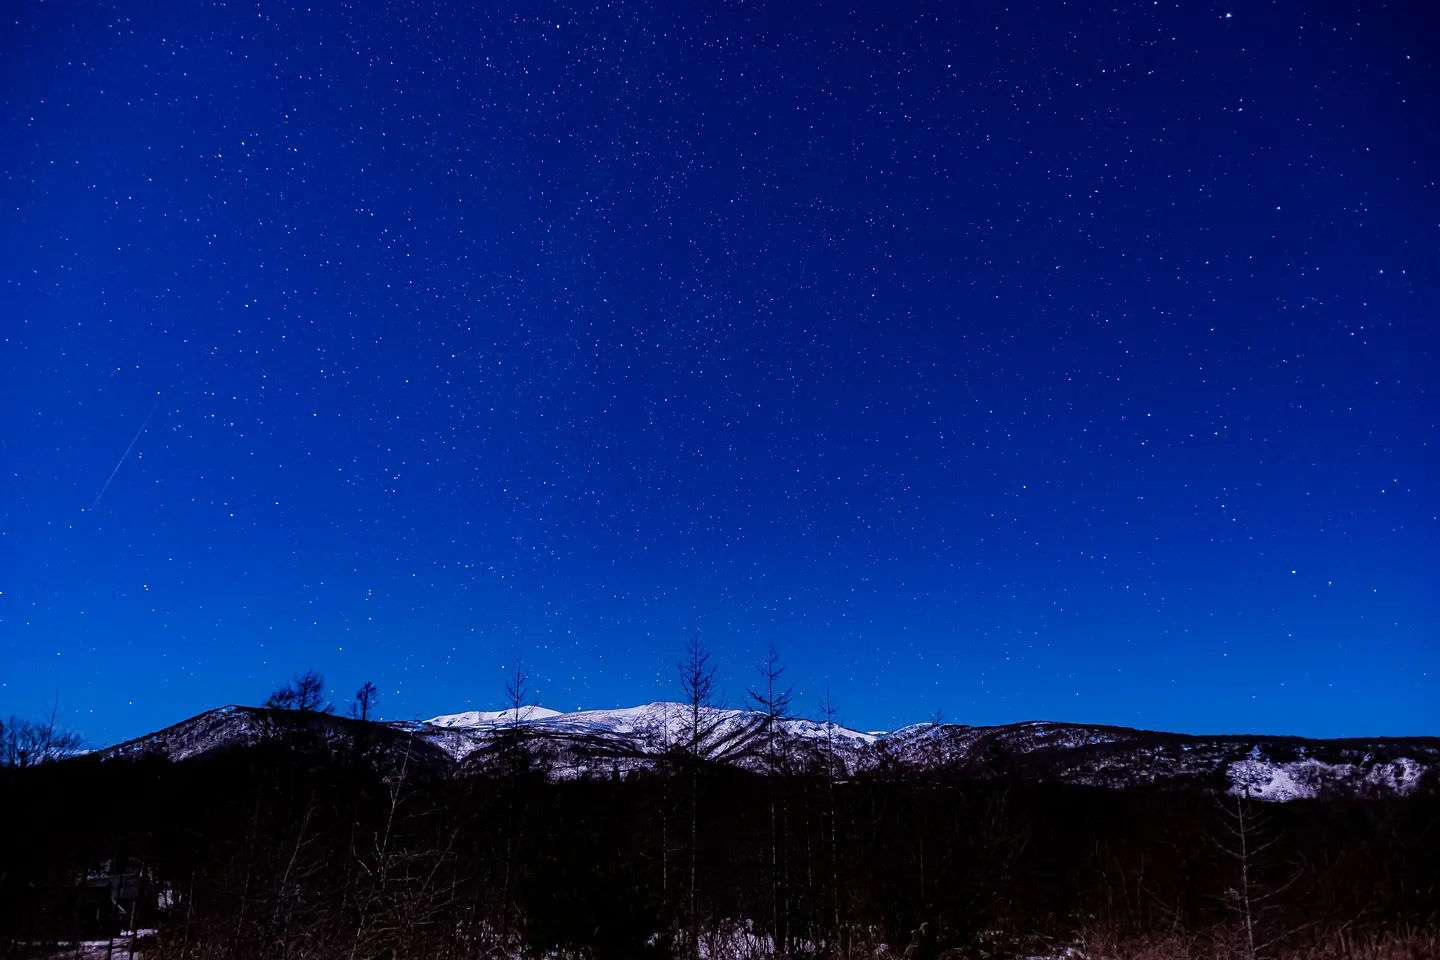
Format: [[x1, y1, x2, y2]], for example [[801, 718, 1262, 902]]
[[2, 725, 1437, 959]]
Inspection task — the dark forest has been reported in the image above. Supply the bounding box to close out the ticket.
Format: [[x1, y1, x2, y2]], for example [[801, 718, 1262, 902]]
[[3, 698, 1437, 960]]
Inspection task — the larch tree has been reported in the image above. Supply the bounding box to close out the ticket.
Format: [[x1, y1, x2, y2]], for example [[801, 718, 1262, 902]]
[[0, 700, 83, 768], [677, 632, 725, 959], [266, 669, 332, 714], [499, 659, 532, 946], [818, 685, 845, 958], [350, 681, 379, 722], [748, 641, 795, 957]]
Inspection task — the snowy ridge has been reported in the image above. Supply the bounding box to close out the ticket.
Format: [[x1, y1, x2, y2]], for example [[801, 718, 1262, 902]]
[[94, 702, 1438, 802], [427, 702, 878, 746], [428, 706, 563, 728], [1228, 751, 1429, 801], [420, 702, 880, 778]]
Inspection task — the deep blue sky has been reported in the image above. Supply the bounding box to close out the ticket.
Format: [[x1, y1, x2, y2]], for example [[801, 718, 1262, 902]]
[[2, 0, 1435, 745]]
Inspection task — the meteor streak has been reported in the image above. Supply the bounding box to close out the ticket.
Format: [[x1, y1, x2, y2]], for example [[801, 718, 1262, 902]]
[[89, 396, 161, 511]]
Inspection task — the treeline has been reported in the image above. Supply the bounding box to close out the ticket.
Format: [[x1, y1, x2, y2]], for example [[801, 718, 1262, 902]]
[[1, 652, 1437, 960], [0, 705, 83, 769]]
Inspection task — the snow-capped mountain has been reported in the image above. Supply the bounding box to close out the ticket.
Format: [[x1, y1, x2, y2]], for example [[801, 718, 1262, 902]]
[[426, 702, 878, 754], [95, 701, 1438, 802]]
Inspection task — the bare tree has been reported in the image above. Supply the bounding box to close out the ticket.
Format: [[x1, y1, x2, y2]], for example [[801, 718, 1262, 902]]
[[1221, 789, 1264, 960], [818, 686, 845, 958], [749, 641, 795, 775], [503, 660, 532, 770], [266, 670, 332, 715], [265, 686, 298, 711], [294, 670, 329, 714], [499, 658, 532, 947], [349, 737, 459, 960], [677, 632, 726, 959], [350, 681, 379, 722], [1215, 787, 1301, 960], [659, 701, 674, 900], [679, 633, 719, 759], [749, 641, 795, 957], [0, 699, 83, 768]]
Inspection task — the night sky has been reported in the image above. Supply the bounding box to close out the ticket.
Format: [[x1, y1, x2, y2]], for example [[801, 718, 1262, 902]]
[[2, 0, 1435, 745]]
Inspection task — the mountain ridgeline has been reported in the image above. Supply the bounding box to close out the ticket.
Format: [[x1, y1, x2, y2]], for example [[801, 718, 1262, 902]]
[[99, 700, 1437, 801], [4, 690, 1438, 960]]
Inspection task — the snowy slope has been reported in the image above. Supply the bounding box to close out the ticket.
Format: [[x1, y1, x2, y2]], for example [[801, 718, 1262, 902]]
[[428, 702, 877, 749], [418, 702, 877, 777], [94, 702, 1438, 801], [428, 706, 564, 728]]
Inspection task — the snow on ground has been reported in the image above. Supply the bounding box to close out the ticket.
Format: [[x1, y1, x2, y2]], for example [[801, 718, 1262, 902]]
[[1228, 753, 1427, 800], [38, 930, 155, 960], [425, 701, 876, 747], [427, 705, 563, 728], [423, 704, 1434, 801]]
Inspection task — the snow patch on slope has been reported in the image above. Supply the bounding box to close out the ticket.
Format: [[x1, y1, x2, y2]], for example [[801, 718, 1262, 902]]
[[424, 701, 877, 748], [427, 706, 562, 728], [1228, 754, 1428, 801]]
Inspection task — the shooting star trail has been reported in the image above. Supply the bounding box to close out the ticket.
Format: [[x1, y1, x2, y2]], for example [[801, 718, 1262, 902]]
[[89, 397, 162, 511]]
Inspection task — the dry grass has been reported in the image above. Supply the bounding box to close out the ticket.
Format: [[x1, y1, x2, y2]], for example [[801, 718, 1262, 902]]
[[1070, 927, 1440, 960]]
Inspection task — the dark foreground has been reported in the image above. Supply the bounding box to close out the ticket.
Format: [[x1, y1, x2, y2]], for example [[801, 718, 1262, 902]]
[[2, 720, 1437, 960]]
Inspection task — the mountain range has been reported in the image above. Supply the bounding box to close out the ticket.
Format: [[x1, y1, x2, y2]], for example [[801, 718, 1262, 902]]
[[97, 701, 1438, 802]]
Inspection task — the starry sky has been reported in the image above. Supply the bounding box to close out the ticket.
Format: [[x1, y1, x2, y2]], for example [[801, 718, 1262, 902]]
[[2, 0, 1436, 745]]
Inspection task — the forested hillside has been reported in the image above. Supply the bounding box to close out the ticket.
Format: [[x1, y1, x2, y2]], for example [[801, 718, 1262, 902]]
[[3, 709, 1437, 960]]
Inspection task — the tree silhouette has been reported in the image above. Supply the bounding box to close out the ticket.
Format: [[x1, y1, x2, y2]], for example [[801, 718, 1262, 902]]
[[677, 633, 725, 959], [350, 681, 379, 722], [266, 669, 332, 715], [0, 700, 82, 768], [749, 641, 795, 956], [499, 659, 532, 945]]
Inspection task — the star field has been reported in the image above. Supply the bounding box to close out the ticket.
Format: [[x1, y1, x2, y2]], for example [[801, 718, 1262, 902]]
[[1, 0, 1435, 744]]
